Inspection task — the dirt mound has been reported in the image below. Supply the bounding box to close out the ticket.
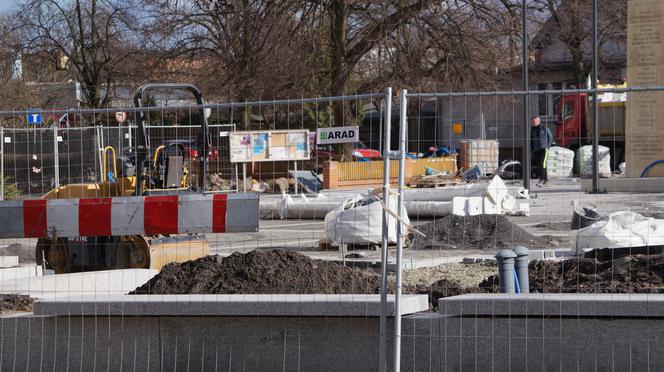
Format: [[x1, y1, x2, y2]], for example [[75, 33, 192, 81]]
[[477, 254, 664, 294], [412, 278, 470, 307], [0, 295, 33, 312], [131, 249, 475, 310], [132, 249, 383, 295], [411, 215, 549, 250]]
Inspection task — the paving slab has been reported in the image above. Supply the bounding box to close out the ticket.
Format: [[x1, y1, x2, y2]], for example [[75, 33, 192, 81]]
[[33, 294, 430, 317], [440, 293, 664, 317], [0, 256, 18, 268], [581, 177, 664, 193], [0, 265, 42, 281], [0, 269, 157, 298]]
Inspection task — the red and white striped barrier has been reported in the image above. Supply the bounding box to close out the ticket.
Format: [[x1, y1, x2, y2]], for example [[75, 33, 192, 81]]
[[0, 193, 259, 239]]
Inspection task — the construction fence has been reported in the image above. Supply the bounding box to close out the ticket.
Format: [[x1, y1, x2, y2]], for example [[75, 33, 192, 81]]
[[0, 82, 662, 372]]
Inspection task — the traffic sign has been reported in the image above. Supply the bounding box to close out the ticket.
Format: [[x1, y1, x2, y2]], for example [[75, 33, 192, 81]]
[[27, 110, 42, 125], [115, 112, 127, 123]]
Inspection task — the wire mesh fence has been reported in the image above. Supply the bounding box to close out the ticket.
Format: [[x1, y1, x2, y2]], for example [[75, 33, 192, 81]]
[[0, 79, 662, 371]]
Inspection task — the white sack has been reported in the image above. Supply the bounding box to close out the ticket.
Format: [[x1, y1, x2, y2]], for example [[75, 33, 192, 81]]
[[324, 192, 407, 245], [576, 211, 664, 251]]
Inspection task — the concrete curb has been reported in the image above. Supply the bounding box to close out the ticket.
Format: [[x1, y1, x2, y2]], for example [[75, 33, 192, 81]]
[[439, 293, 664, 317], [34, 294, 430, 317]]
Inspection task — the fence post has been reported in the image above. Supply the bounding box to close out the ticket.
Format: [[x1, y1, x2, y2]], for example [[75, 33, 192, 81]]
[[1, 126, 4, 201], [379, 87, 392, 372], [52, 122, 59, 188], [521, 0, 531, 191], [591, 0, 600, 193], [393, 89, 407, 372]]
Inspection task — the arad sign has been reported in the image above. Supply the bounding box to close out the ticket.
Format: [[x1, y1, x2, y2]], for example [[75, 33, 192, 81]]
[[317, 126, 359, 145]]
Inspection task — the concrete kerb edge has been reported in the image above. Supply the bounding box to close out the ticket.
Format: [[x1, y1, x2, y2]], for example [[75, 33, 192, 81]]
[[33, 294, 430, 317], [438, 293, 664, 318]]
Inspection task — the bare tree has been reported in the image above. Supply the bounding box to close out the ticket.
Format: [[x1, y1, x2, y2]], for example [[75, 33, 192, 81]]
[[362, 0, 525, 93], [532, 0, 627, 85], [13, 0, 136, 108], [145, 1, 313, 109]]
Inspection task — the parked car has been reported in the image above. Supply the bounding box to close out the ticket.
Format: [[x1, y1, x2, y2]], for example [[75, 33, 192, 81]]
[[163, 139, 219, 161], [351, 141, 381, 158]]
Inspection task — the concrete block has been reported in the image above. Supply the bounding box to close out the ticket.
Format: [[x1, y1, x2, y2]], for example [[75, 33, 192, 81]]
[[529, 249, 574, 260], [33, 294, 430, 317], [452, 197, 467, 216], [517, 202, 530, 216], [501, 194, 516, 212], [482, 196, 501, 215], [0, 265, 42, 281], [462, 255, 496, 264], [486, 175, 508, 204], [0, 256, 18, 268], [439, 293, 664, 318], [0, 268, 157, 298], [467, 197, 483, 216]]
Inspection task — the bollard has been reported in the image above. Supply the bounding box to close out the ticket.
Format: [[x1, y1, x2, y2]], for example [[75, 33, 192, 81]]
[[495, 249, 517, 294], [512, 245, 530, 294]]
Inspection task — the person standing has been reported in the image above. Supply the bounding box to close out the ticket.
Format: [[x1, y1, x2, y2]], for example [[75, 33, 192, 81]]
[[530, 115, 553, 187]]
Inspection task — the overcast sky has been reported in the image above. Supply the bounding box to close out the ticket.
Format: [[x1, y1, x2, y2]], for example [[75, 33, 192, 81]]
[[0, 1, 16, 14]]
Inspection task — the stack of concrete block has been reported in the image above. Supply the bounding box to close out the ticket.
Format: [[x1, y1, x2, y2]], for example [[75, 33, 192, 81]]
[[577, 145, 611, 178], [451, 175, 530, 216], [546, 146, 575, 178]]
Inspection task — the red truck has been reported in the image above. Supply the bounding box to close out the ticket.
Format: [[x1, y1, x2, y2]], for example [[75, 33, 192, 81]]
[[554, 84, 626, 170]]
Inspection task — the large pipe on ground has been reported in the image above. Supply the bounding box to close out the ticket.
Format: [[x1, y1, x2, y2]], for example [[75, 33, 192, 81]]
[[272, 197, 454, 219], [263, 182, 523, 219]]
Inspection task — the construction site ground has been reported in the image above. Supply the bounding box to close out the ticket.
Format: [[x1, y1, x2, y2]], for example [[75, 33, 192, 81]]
[[209, 178, 664, 262], [0, 177, 663, 303]]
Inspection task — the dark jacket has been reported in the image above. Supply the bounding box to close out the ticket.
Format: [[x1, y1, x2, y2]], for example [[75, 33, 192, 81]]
[[531, 125, 553, 152]]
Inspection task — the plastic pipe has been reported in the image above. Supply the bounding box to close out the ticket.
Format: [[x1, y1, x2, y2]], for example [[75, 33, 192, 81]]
[[514, 271, 521, 294], [495, 249, 517, 294], [513, 245, 530, 294]]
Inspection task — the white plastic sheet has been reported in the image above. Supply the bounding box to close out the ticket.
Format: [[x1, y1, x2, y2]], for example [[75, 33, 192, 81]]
[[576, 211, 664, 251]]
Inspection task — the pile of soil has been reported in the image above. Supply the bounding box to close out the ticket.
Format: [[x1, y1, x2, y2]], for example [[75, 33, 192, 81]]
[[411, 215, 549, 250], [478, 253, 664, 294], [412, 278, 471, 307], [131, 249, 474, 309], [0, 295, 33, 313], [132, 249, 382, 295]]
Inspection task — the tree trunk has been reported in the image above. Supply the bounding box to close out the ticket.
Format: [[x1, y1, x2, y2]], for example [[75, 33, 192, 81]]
[[328, 0, 353, 162]]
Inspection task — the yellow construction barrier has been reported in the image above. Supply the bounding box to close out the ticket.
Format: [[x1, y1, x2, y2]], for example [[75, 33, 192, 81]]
[[323, 157, 457, 189], [337, 160, 400, 182], [411, 157, 457, 176]]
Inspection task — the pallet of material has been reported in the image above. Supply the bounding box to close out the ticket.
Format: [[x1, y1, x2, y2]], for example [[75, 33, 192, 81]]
[[317, 238, 382, 252], [408, 175, 465, 188], [459, 139, 499, 175]]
